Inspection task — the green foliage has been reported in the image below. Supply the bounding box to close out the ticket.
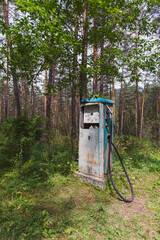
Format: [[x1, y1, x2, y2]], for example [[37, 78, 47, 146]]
[[0, 115, 43, 167], [114, 135, 160, 172], [43, 132, 75, 176]]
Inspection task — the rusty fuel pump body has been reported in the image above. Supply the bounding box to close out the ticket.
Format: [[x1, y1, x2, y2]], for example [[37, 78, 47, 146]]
[[75, 98, 134, 203], [75, 98, 114, 190]]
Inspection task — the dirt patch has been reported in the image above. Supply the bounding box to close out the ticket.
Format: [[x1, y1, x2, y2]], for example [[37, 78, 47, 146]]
[[73, 185, 96, 207], [109, 197, 152, 219], [108, 197, 159, 239]]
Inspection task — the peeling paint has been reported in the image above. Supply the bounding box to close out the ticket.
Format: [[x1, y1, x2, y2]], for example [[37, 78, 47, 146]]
[[78, 101, 113, 180]]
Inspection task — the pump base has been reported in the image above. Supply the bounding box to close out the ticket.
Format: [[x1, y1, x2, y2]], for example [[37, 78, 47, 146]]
[[74, 171, 106, 190]]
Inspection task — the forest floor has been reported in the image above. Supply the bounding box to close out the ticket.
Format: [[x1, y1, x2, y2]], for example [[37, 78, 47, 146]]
[[0, 136, 160, 240]]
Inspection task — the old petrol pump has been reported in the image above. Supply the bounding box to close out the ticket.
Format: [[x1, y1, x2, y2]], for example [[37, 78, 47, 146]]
[[75, 98, 134, 203]]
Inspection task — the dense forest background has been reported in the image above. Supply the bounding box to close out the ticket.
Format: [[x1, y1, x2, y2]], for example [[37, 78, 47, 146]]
[[0, 0, 159, 143]]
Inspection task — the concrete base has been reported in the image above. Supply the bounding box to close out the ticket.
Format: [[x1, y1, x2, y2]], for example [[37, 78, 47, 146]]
[[74, 171, 106, 190]]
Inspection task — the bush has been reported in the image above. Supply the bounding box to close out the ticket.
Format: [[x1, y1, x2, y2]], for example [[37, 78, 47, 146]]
[[43, 132, 75, 176], [0, 115, 43, 168], [114, 135, 160, 172]]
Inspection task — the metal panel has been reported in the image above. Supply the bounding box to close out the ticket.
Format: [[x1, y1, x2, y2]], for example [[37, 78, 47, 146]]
[[78, 101, 113, 181], [84, 105, 99, 123], [79, 103, 105, 178], [79, 129, 100, 176]]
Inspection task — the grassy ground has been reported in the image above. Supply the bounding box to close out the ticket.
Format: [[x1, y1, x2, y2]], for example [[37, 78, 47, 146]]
[[0, 136, 160, 240]]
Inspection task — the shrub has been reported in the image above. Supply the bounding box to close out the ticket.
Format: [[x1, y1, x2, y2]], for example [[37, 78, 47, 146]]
[[0, 115, 43, 168]]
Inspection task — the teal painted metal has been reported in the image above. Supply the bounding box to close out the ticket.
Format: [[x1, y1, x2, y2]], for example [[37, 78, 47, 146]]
[[81, 98, 114, 104], [78, 99, 114, 183]]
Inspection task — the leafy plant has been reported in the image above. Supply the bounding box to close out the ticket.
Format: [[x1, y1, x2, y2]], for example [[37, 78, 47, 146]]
[[0, 115, 43, 168]]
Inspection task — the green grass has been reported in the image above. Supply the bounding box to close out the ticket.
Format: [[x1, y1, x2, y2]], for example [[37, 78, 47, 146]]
[[0, 136, 160, 240]]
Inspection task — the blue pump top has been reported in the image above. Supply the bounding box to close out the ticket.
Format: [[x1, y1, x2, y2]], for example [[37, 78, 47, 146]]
[[81, 98, 114, 104]]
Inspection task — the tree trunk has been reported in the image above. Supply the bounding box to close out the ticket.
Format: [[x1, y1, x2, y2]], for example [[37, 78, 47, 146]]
[[65, 90, 69, 133], [31, 83, 34, 117], [35, 91, 38, 115], [136, 79, 141, 136], [24, 77, 27, 111], [0, 97, 2, 123], [51, 65, 55, 126], [3, 0, 10, 118], [110, 84, 112, 100], [93, 18, 98, 94], [135, 29, 141, 136], [5, 63, 9, 117], [72, 15, 79, 139], [100, 39, 104, 95], [13, 75, 21, 116], [44, 69, 47, 117], [135, 99, 138, 137], [121, 101, 123, 135], [56, 89, 59, 123], [119, 81, 123, 135], [3, 1, 21, 117], [46, 66, 53, 121], [157, 87, 160, 144], [21, 78, 24, 110], [112, 62, 115, 130], [140, 81, 146, 140], [80, 1, 87, 100]]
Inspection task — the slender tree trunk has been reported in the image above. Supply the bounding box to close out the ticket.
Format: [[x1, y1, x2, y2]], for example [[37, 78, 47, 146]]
[[112, 62, 115, 130], [65, 90, 69, 132], [24, 77, 27, 111], [93, 18, 98, 94], [119, 81, 123, 135], [56, 89, 59, 123], [110, 84, 112, 100], [44, 69, 47, 117], [136, 79, 141, 135], [31, 83, 34, 117], [100, 39, 104, 95], [59, 89, 63, 116], [35, 92, 38, 115], [135, 99, 138, 137], [46, 66, 53, 126], [135, 29, 141, 136], [5, 63, 9, 117], [157, 87, 160, 144], [21, 78, 24, 110], [3, 0, 10, 118], [75, 16, 79, 135], [0, 97, 2, 123], [121, 101, 123, 135], [72, 15, 79, 139], [51, 65, 55, 126], [3, 1, 21, 117], [13, 75, 21, 116], [140, 81, 146, 139], [80, 1, 87, 100]]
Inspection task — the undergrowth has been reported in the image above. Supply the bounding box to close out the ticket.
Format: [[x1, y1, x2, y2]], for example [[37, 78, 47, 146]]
[[0, 118, 159, 240]]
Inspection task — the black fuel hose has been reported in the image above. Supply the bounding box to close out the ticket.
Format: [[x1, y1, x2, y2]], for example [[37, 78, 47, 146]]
[[108, 121, 134, 203]]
